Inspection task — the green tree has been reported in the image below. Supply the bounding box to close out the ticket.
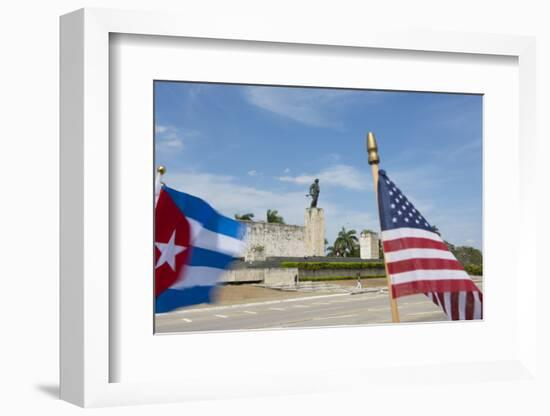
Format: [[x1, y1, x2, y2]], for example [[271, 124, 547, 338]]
[[326, 245, 339, 256], [443, 240, 482, 274], [234, 213, 255, 221], [266, 209, 285, 224], [444, 240, 455, 252], [450, 245, 483, 266], [331, 227, 360, 257]]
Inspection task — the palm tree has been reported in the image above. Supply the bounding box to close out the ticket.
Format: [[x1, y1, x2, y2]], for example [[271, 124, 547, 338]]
[[332, 227, 360, 257], [235, 213, 255, 221], [326, 245, 340, 257], [431, 225, 441, 236], [266, 209, 284, 224]]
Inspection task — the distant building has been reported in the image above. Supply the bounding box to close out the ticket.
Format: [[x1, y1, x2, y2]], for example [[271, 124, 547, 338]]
[[359, 230, 380, 260]]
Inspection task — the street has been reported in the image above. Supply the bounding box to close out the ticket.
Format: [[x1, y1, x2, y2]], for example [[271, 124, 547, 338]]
[[155, 290, 455, 333]]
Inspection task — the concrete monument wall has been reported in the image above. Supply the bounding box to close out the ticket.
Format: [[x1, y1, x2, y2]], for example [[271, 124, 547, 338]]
[[304, 208, 325, 257], [239, 208, 325, 261], [359, 231, 380, 260], [241, 221, 306, 261]]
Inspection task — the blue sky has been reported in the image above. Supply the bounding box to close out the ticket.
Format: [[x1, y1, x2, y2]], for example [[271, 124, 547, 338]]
[[155, 82, 483, 250]]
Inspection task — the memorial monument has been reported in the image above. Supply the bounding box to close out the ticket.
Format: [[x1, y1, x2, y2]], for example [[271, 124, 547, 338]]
[[359, 230, 380, 259], [305, 179, 324, 256], [308, 178, 320, 208]]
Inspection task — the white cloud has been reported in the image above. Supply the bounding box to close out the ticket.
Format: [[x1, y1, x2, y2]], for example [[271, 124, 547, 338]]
[[283, 168, 291, 174], [242, 87, 386, 128], [247, 170, 258, 176], [325, 153, 341, 163], [430, 139, 482, 161], [161, 138, 184, 150], [278, 164, 371, 191], [155, 125, 200, 152], [324, 209, 378, 246], [447, 139, 482, 159], [424, 208, 482, 250], [164, 170, 377, 245], [242, 86, 354, 128], [383, 165, 453, 198], [166, 171, 311, 226]]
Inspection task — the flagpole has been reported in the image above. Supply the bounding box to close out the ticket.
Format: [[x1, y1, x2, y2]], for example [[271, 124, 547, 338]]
[[155, 165, 166, 206], [156, 165, 166, 183], [367, 132, 400, 323]]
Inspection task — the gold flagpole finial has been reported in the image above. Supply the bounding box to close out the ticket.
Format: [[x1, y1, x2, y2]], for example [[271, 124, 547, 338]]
[[366, 132, 380, 165], [156, 166, 166, 187]]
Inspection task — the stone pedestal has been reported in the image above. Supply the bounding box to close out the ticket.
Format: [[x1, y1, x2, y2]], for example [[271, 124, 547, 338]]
[[359, 231, 380, 259], [304, 208, 325, 257]]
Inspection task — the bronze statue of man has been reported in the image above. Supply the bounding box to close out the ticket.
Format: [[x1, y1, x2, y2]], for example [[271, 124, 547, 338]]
[[308, 178, 320, 208]]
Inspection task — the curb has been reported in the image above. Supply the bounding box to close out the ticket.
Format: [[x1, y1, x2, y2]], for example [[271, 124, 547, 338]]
[[350, 288, 386, 295]]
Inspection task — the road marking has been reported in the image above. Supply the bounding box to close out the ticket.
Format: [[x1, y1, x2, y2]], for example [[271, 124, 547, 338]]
[[181, 318, 192, 323], [214, 314, 228, 319], [169, 293, 349, 315], [269, 307, 285, 311], [292, 304, 308, 308], [408, 311, 441, 316], [367, 307, 390, 312], [313, 314, 358, 321], [243, 310, 257, 315], [311, 302, 331, 306], [402, 301, 430, 306]]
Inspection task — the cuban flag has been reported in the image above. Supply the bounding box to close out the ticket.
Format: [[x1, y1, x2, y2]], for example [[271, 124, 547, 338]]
[[378, 169, 483, 320], [155, 185, 246, 313]]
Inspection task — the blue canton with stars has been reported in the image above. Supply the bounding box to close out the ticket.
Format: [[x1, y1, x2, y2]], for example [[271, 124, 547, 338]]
[[377, 170, 433, 232]]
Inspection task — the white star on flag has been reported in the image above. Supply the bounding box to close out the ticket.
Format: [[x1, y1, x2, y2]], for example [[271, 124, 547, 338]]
[[155, 229, 186, 271]]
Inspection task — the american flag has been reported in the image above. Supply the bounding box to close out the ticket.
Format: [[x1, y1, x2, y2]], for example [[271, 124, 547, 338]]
[[377, 169, 483, 320]]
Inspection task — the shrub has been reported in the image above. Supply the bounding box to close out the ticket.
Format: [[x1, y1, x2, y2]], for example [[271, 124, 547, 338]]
[[464, 263, 483, 276], [251, 244, 264, 253], [281, 261, 384, 270], [299, 275, 386, 282]]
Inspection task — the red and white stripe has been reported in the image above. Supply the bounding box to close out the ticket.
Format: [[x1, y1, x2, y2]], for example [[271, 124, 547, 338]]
[[382, 227, 483, 320]]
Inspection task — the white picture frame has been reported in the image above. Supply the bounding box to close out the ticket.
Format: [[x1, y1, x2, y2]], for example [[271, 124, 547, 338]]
[[60, 8, 538, 408]]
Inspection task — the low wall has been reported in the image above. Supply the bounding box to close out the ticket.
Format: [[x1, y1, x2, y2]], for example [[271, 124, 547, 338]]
[[220, 267, 297, 285], [220, 268, 264, 283], [264, 268, 298, 286]]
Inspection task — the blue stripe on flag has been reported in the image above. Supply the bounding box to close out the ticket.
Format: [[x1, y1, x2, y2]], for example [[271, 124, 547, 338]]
[[156, 286, 214, 313], [188, 246, 236, 269], [164, 186, 244, 239]]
